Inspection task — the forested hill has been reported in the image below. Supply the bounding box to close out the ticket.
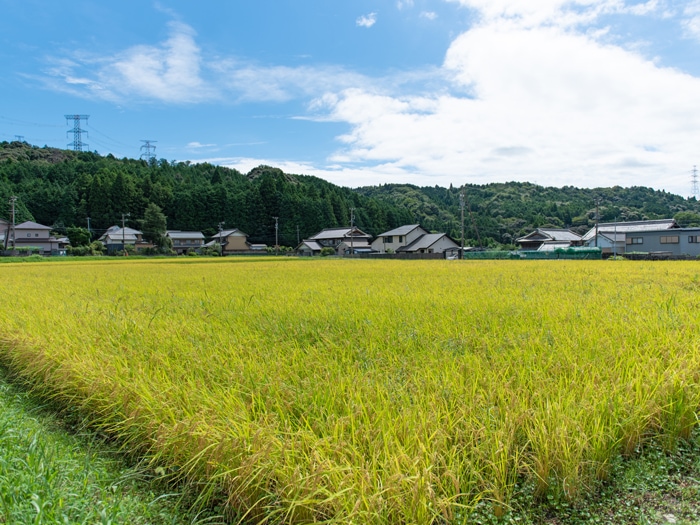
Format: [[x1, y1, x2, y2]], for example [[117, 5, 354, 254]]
[[1, 141, 700, 247]]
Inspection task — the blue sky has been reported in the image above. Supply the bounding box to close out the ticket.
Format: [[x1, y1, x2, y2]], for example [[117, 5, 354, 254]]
[[2, 0, 700, 197]]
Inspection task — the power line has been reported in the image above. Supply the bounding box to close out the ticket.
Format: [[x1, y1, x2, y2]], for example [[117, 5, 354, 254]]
[[85, 123, 133, 149], [0, 115, 63, 128]]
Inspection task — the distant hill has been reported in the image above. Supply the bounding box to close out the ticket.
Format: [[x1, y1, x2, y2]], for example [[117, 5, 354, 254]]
[[1, 141, 699, 247]]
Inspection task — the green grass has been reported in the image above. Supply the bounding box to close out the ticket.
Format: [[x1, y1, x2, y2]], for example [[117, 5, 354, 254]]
[[0, 367, 224, 525]]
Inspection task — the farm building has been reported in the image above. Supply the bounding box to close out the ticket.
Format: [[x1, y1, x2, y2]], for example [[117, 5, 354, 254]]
[[582, 219, 679, 255]]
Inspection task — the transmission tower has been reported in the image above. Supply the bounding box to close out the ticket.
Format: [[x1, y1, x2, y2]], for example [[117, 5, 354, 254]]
[[65, 114, 89, 151], [692, 165, 699, 198], [140, 140, 157, 162]]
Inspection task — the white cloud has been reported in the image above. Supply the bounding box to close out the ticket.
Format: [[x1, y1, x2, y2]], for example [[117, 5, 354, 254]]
[[187, 141, 216, 149], [308, 2, 700, 194], [682, 1, 700, 40], [421, 11, 438, 20], [397, 0, 414, 9], [41, 22, 215, 104], [356, 12, 378, 28]]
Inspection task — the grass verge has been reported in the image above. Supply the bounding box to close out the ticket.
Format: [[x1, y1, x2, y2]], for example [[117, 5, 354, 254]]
[[0, 367, 224, 525]]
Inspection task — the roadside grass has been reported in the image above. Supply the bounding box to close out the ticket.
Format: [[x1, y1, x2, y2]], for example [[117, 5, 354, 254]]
[[0, 367, 224, 525]]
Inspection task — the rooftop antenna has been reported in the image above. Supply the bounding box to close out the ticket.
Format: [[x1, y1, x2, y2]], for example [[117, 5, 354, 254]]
[[692, 165, 699, 199], [140, 140, 157, 162], [65, 114, 89, 151]]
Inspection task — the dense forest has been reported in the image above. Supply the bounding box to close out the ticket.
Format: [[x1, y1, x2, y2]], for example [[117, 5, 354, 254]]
[[2, 141, 700, 248]]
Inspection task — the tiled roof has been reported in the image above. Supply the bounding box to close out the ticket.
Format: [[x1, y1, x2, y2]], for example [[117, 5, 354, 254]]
[[376, 224, 422, 237], [166, 230, 205, 240], [537, 228, 582, 241], [15, 221, 51, 230], [309, 227, 371, 240], [399, 233, 454, 252], [299, 240, 323, 251]]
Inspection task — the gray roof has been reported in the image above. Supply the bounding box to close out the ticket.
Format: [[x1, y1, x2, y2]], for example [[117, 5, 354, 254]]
[[215, 228, 247, 239], [100, 226, 143, 240], [339, 239, 372, 248], [537, 228, 582, 241], [516, 228, 581, 243], [582, 219, 677, 241], [15, 221, 51, 230], [166, 230, 205, 240], [376, 224, 423, 237], [310, 227, 371, 240], [399, 233, 456, 252], [299, 240, 323, 251], [102, 233, 139, 243]]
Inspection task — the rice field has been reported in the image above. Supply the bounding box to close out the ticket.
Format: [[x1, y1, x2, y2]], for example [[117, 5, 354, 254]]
[[0, 258, 699, 524]]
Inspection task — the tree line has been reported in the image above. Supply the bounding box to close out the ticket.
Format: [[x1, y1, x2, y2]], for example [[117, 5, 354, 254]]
[[2, 140, 700, 248]]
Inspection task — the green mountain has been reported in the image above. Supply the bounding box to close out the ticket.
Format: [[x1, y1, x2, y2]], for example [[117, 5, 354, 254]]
[[2, 141, 699, 247]]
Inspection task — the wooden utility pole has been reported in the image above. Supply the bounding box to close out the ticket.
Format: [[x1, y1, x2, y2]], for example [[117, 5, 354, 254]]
[[9, 196, 17, 256], [459, 189, 465, 260]]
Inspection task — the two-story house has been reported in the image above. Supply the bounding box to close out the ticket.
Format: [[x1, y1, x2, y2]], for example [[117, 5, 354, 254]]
[[371, 225, 428, 254], [11, 221, 66, 255], [166, 230, 205, 255]]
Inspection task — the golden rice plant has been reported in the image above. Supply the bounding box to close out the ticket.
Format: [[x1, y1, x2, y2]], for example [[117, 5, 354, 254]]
[[0, 258, 699, 523]]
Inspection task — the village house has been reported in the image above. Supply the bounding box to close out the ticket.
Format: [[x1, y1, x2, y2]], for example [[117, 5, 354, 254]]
[[205, 228, 250, 255], [10, 221, 68, 255], [515, 228, 583, 251], [396, 232, 459, 254], [166, 230, 205, 255], [98, 225, 151, 254], [371, 224, 428, 253], [298, 227, 373, 256]]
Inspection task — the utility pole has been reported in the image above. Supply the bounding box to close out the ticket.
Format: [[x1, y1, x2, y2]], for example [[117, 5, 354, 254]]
[[65, 115, 89, 151], [273, 217, 279, 255], [140, 140, 157, 162], [218, 222, 225, 254], [14, 135, 24, 142], [459, 188, 465, 260], [9, 196, 17, 255], [296, 225, 300, 246], [86, 217, 91, 238], [594, 199, 600, 249], [349, 208, 356, 257], [121, 212, 130, 255]]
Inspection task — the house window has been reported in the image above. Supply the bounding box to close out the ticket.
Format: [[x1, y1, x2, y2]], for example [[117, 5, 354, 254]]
[[660, 236, 679, 244], [398, 236, 403, 242], [35, 233, 39, 237], [385, 236, 393, 243], [689, 236, 700, 243], [26, 233, 31, 237], [626, 237, 643, 245]]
